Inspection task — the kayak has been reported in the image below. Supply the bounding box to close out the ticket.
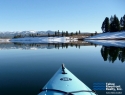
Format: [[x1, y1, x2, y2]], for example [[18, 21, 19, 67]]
[[38, 64, 97, 95]]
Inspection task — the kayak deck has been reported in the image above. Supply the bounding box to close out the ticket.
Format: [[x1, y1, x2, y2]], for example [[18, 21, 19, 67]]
[[38, 64, 97, 95]]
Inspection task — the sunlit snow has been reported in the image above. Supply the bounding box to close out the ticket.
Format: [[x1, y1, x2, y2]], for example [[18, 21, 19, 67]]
[[85, 31, 125, 40]]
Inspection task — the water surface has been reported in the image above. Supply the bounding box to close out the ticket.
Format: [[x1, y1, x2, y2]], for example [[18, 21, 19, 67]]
[[0, 42, 124, 95]]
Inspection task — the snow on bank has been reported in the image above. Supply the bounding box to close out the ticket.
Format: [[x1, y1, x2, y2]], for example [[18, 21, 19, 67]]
[[10, 37, 78, 43], [85, 31, 125, 40], [85, 40, 125, 47], [0, 39, 10, 42]]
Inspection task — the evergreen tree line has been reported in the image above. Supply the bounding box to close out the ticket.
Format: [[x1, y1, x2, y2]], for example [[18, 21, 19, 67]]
[[101, 14, 125, 32], [53, 30, 81, 37], [13, 30, 81, 38], [101, 46, 125, 63]]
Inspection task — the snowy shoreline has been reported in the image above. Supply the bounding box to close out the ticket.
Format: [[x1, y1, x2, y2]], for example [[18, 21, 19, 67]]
[[0, 39, 10, 42], [84, 31, 125, 47], [9, 37, 78, 43], [1, 31, 125, 43], [85, 31, 125, 40]]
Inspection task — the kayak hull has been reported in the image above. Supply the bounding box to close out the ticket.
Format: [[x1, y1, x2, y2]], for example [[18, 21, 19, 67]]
[[38, 66, 96, 95]]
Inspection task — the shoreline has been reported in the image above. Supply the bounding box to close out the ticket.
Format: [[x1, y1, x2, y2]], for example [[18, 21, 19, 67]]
[[10, 37, 78, 43], [0, 39, 10, 42], [1, 31, 125, 42], [85, 31, 125, 40], [84, 38, 125, 40], [1, 37, 125, 43]]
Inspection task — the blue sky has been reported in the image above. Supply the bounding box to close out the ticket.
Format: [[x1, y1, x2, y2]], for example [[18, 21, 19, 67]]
[[0, 0, 124, 32]]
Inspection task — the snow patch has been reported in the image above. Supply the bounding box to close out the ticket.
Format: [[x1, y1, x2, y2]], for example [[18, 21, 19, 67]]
[[85, 31, 125, 40], [10, 37, 78, 43], [0, 39, 10, 42]]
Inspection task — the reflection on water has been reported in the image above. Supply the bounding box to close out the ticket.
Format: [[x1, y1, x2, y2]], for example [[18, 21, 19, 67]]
[[0, 41, 125, 95], [0, 41, 95, 50], [101, 46, 125, 63], [1, 42, 125, 63]]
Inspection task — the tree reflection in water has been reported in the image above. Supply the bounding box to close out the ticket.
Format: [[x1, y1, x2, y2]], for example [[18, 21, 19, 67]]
[[12, 42, 92, 49], [0, 41, 95, 50], [101, 46, 125, 63]]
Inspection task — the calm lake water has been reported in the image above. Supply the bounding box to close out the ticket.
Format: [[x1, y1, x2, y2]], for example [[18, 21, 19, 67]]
[[0, 42, 125, 95]]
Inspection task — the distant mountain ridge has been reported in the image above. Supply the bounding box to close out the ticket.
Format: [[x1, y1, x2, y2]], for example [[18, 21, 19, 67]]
[[0, 30, 55, 38]]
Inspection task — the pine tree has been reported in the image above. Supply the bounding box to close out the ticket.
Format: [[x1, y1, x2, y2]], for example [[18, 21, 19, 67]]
[[101, 17, 110, 32], [76, 31, 78, 35], [58, 31, 60, 37], [120, 17, 124, 31], [120, 17, 124, 26], [66, 31, 68, 36], [110, 16, 114, 32], [55, 31, 57, 36], [79, 30, 80, 34], [109, 15, 120, 32], [123, 15, 125, 31], [62, 31, 64, 37], [101, 21, 105, 32], [105, 17, 110, 32], [63, 32, 65, 36], [71, 32, 73, 36], [113, 15, 120, 32], [117, 17, 121, 31]]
